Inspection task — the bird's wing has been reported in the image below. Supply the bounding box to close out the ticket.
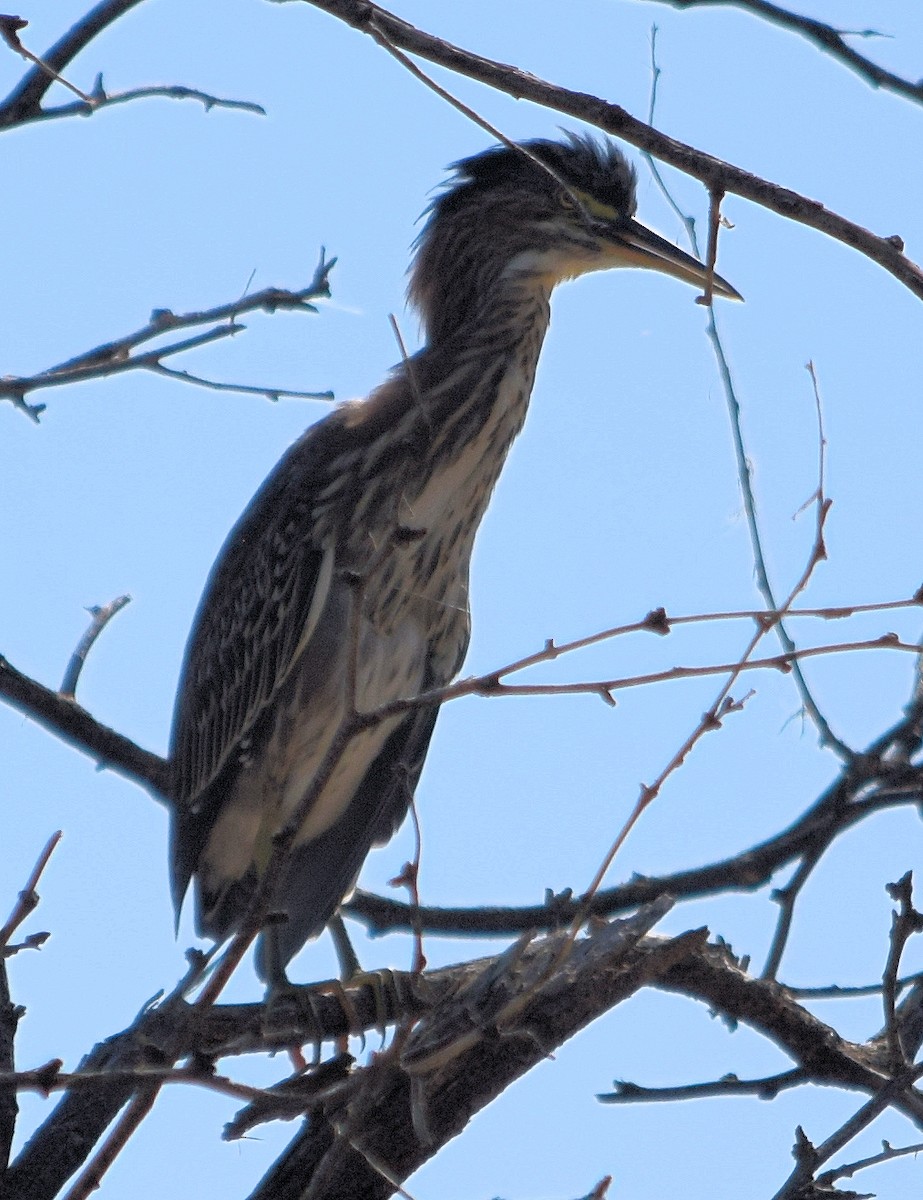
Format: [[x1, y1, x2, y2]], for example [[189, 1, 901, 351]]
[[168, 424, 350, 907], [169, 381, 424, 812], [172, 499, 330, 806]]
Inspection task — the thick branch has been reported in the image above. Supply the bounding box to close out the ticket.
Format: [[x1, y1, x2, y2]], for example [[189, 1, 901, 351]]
[[12, 917, 923, 1199], [247, 911, 699, 1200], [7, 906, 688, 1199], [295, 0, 923, 301], [657, 941, 923, 1127], [0, 960, 18, 1179], [0, 655, 167, 795]]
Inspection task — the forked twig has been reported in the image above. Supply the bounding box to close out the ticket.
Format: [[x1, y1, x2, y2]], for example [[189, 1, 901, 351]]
[[0, 832, 62, 951]]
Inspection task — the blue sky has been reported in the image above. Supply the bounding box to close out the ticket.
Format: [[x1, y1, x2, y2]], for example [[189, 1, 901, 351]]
[[3, 1, 923, 1196]]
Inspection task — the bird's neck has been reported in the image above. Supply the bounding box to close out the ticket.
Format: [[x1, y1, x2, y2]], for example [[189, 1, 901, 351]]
[[421, 270, 554, 419], [394, 273, 554, 531]]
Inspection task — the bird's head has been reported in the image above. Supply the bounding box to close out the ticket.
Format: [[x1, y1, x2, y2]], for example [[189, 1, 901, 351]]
[[410, 132, 740, 345]]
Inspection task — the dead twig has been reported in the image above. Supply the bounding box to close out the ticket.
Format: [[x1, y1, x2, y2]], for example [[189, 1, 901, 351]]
[[0, 15, 93, 105], [1, 254, 336, 419], [882, 873, 923, 1069], [10, 77, 266, 128], [0, 832, 62, 952], [643, 0, 923, 109], [59, 595, 131, 700]]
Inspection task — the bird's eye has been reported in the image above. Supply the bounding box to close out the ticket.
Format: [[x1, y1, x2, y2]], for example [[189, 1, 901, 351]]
[[558, 189, 578, 210]]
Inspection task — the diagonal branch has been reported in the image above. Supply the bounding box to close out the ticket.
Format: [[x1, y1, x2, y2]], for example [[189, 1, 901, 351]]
[[291, 0, 923, 301], [347, 787, 921, 938], [59, 596, 131, 702], [0, 0, 146, 124], [5, 910, 695, 1200], [644, 0, 923, 108], [246, 914, 700, 1200], [0, 654, 167, 795]]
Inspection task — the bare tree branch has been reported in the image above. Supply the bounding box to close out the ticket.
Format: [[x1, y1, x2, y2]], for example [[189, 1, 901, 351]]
[[8, 918, 923, 1197], [0, 0, 146, 124], [643, 0, 923, 108], [819, 1137, 923, 1189], [59, 597, 131, 702], [0, 654, 167, 795], [643, 30, 854, 763], [0, 957, 22, 1180], [881, 873, 923, 1069], [0, 6, 264, 131], [0, 834, 61, 953], [289, 0, 923, 300], [657, 943, 923, 1128], [1, 255, 336, 419], [246, 912, 699, 1200], [347, 788, 920, 938], [6, 907, 692, 1199], [14, 78, 266, 129], [6, 5, 923, 1195], [599, 1066, 808, 1103], [7, 589, 914, 865], [348, 689, 923, 938], [770, 1063, 923, 1199]]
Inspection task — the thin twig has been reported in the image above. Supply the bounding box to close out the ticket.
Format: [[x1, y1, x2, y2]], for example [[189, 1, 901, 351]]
[[0, 0, 145, 123], [59, 595, 131, 700], [763, 856, 818, 981], [771, 1063, 923, 1200], [8, 594, 914, 811], [0, 832, 62, 951], [646, 38, 839, 760], [644, 30, 852, 761], [347, 788, 921, 937], [1, 255, 335, 417], [0, 15, 93, 104], [366, 20, 601, 214], [641, 27, 700, 250], [295, 0, 923, 300], [0, 1061, 278, 1105], [367, 634, 918, 718], [882, 872, 923, 1069], [388, 791, 426, 976], [818, 1138, 923, 1187], [599, 1066, 807, 1103], [788, 972, 923, 1000], [150, 362, 333, 404], [641, 0, 923, 108], [10, 80, 266, 128]]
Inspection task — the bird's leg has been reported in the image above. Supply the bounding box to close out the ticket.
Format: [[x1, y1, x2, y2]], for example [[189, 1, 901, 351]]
[[260, 919, 293, 990], [259, 921, 317, 1070], [326, 911, 371, 1054], [329, 910, 363, 980]]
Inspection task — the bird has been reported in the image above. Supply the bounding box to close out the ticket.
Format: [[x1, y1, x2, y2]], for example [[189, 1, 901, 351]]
[[168, 132, 740, 983]]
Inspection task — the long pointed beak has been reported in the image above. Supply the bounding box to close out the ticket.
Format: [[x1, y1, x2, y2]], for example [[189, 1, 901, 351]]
[[612, 217, 742, 301]]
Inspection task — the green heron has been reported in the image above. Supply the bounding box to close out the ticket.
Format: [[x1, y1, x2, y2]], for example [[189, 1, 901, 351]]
[[169, 133, 739, 981]]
